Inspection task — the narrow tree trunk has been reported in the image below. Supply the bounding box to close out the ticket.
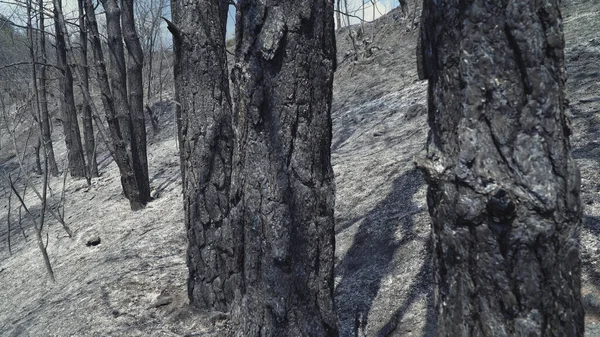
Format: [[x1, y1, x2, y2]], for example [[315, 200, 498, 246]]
[[171, 0, 236, 312], [53, 0, 87, 178], [363, 0, 366, 22], [344, 0, 351, 27], [418, 0, 583, 336], [229, 1, 338, 336], [146, 31, 156, 103], [87, 0, 146, 210], [78, 0, 98, 177], [98, 0, 150, 208], [336, 0, 342, 28], [120, 0, 150, 202], [37, 0, 59, 177], [34, 136, 42, 174]]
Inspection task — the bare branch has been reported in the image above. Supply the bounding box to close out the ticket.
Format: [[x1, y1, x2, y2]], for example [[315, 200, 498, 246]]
[[0, 61, 63, 72]]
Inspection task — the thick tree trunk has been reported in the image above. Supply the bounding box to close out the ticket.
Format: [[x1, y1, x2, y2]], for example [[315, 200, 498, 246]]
[[87, 0, 148, 210], [121, 0, 150, 200], [229, 0, 338, 336], [77, 0, 98, 178], [418, 0, 584, 336], [37, 0, 59, 177], [171, 0, 236, 312], [53, 0, 87, 178]]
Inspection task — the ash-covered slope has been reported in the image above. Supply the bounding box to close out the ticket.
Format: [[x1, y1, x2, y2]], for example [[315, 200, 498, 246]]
[[331, 1, 600, 336], [331, 7, 433, 337], [0, 1, 598, 336]]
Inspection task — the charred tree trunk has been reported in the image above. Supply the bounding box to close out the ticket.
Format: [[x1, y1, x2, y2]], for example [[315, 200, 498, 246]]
[[418, 0, 583, 336], [229, 0, 338, 336], [170, 0, 236, 312], [33, 136, 42, 175], [336, 0, 342, 28], [95, 0, 150, 209], [121, 0, 150, 200], [38, 0, 59, 177], [53, 0, 87, 178], [77, 0, 98, 177], [86, 0, 149, 210]]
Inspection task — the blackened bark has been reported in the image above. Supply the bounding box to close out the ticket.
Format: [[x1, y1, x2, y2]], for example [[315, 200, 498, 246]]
[[78, 0, 98, 177], [87, 0, 147, 210], [121, 0, 150, 200], [171, 0, 236, 312], [418, 0, 583, 336], [53, 0, 87, 178], [336, 0, 342, 28], [97, 0, 150, 210], [33, 136, 42, 174], [38, 0, 58, 177], [229, 0, 338, 336]]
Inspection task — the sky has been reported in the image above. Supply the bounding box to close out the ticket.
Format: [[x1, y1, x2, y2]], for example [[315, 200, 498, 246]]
[[0, 0, 401, 45], [225, 0, 400, 39]]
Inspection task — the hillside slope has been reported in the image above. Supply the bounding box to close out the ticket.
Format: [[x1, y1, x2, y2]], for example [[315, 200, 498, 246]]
[[0, 1, 599, 336]]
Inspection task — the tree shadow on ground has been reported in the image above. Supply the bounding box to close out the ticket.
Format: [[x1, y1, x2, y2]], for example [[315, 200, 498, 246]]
[[335, 168, 434, 336], [375, 237, 436, 337], [582, 215, 600, 315]]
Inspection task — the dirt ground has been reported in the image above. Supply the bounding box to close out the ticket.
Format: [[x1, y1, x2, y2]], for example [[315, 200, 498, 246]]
[[0, 0, 599, 336]]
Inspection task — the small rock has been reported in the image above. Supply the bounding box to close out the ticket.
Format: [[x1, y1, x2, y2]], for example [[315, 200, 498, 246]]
[[405, 104, 426, 120], [150, 189, 159, 199], [86, 236, 101, 247], [148, 290, 173, 309]]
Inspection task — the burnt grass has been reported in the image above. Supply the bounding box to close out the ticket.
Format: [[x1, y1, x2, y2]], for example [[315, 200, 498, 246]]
[[1, 0, 600, 336]]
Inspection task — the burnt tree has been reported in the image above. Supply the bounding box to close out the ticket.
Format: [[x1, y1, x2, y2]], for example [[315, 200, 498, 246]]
[[85, 0, 150, 210], [170, 0, 236, 311], [170, 0, 339, 334], [121, 0, 150, 200], [417, 0, 583, 336], [229, 0, 338, 335], [38, 0, 59, 176], [53, 0, 87, 177], [77, 0, 98, 177]]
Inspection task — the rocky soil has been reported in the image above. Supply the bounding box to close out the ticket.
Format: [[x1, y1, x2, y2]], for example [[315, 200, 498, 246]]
[[0, 0, 599, 336]]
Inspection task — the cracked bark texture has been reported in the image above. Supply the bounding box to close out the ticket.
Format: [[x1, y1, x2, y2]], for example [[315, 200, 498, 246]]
[[170, 0, 237, 312], [53, 0, 87, 178], [229, 0, 338, 336], [419, 0, 583, 336]]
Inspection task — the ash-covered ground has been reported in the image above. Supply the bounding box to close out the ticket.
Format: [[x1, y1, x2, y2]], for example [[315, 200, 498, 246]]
[[0, 1, 599, 336]]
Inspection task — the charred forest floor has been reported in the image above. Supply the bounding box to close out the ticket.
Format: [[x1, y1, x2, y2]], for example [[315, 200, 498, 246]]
[[1, 0, 599, 336]]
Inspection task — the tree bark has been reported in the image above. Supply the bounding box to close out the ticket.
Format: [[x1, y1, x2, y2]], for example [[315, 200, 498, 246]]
[[229, 0, 338, 336], [171, 0, 236, 312], [121, 0, 151, 200], [77, 0, 98, 177], [336, 0, 342, 28], [97, 0, 150, 210], [37, 0, 59, 177], [53, 0, 87, 178], [87, 0, 148, 210], [418, 0, 584, 336]]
